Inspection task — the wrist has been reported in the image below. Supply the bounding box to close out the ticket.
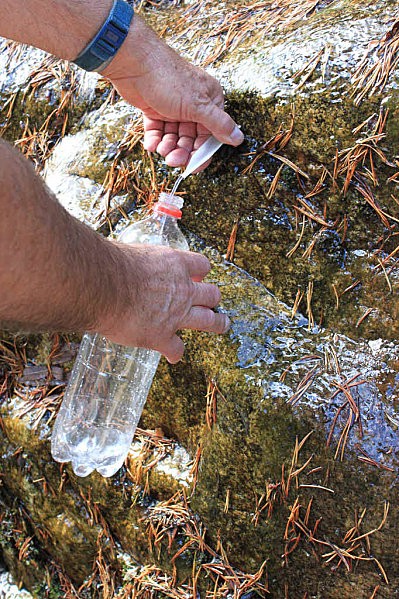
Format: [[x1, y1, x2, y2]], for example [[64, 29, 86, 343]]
[[62, 0, 114, 61], [0, 0, 116, 63], [73, 0, 134, 72], [101, 14, 173, 79], [87, 239, 137, 339]]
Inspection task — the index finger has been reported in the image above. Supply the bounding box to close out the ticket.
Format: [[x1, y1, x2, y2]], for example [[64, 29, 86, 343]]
[[143, 116, 168, 151]]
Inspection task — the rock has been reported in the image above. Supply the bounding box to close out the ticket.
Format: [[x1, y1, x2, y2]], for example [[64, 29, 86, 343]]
[[1, 0, 399, 596], [0, 571, 32, 599]]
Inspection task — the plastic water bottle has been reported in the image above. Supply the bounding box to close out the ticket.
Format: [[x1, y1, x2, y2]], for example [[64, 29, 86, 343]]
[[51, 192, 188, 477]]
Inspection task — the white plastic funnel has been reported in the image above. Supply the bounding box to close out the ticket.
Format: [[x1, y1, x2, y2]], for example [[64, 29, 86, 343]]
[[181, 135, 223, 179]]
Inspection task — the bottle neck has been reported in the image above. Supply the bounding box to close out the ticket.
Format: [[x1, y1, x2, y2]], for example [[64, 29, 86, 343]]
[[152, 203, 182, 219]]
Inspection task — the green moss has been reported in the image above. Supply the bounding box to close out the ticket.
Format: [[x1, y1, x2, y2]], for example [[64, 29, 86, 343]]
[[31, 580, 64, 599], [1, 244, 399, 595], [178, 89, 399, 340], [2, 3, 399, 596], [143, 357, 208, 450], [0, 90, 92, 162]]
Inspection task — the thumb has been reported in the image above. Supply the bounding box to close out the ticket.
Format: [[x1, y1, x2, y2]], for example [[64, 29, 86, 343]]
[[195, 103, 244, 147]]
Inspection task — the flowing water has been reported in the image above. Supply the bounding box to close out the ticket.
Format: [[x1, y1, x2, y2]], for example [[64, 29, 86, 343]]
[[170, 173, 184, 196], [2, 0, 399, 595]]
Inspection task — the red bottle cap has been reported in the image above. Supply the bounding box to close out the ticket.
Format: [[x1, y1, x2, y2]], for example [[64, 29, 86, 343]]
[[153, 192, 184, 219], [154, 204, 182, 218]]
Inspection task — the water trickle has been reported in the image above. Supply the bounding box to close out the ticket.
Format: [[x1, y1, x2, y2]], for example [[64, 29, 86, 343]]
[[169, 136, 223, 197], [171, 173, 184, 196]]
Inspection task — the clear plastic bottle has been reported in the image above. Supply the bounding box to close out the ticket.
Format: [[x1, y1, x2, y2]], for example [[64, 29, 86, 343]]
[[51, 192, 188, 477]]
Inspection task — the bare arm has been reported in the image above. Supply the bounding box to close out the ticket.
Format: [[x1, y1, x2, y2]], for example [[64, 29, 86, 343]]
[[0, 0, 112, 61], [0, 0, 234, 361], [0, 139, 117, 335], [0, 0, 243, 165], [0, 140, 229, 362]]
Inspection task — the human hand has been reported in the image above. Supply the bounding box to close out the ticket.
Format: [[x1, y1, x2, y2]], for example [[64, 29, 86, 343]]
[[96, 244, 230, 363], [101, 15, 243, 167]]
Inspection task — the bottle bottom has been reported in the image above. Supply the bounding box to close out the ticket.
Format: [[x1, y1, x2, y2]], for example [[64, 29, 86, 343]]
[[51, 424, 133, 477]]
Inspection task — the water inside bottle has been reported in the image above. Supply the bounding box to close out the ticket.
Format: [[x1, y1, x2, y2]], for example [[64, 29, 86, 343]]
[[68, 425, 134, 477], [51, 338, 162, 477]]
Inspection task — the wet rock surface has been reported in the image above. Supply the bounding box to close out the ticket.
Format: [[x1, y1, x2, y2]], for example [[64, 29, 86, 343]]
[[0, 569, 32, 599], [1, 0, 399, 597]]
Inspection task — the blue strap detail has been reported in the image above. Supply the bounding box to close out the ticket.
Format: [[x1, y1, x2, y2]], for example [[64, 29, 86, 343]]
[[73, 0, 134, 72]]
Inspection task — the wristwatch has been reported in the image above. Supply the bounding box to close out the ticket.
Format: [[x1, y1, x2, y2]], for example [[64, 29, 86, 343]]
[[73, 0, 134, 72]]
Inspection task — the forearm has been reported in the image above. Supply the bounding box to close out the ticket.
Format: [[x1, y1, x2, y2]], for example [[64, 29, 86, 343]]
[[0, 0, 113, 61], [0, 138, 126, 335], [0, 0, 157, 98], [0, 138, 229, 361], [1, 0, 243, 154]]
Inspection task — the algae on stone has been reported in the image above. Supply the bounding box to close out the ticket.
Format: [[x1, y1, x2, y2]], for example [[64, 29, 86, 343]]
[[1, 0, 399, 596]]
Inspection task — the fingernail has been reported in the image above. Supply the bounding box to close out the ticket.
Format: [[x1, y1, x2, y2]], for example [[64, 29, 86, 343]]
[[229, 125, 244, 145], [223, 315, 231, 333]]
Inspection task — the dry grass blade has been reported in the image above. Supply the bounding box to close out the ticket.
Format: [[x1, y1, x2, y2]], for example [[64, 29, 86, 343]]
[[14, 386, 64, 429], [267, 163, 284, 199], [1, 40, 25, 69], [337, 279, 360, 301], [357, 446, 394, 472], [306, 280, 315, 330], [294, 196, 332, 227], [139, 490, 270, 597], [0, 92, 19, 135], [332, 108, 398, 227], [369, 586, 380, 599], [286, 215, 306, 258], [242, 108, 295, 175], [267, 151, 309, 180], [5, 57, 80, 169], [352, 20, 399, 105], [189, 445, 202, 495], [304, 166, 330, 199], [119, 565, 190, 599], [332, 381, 359, 420], [348, 502, 390, 544], [353, 177, 393, 229], [205, 378, 219, 429], [225, 220, 240, 261], [286, 365, 320, 405], [293, 46, 330, 90], [326, 374, 366, 459], [199, 558, 269, 597], [172, 0, 330, 68], [253, 431, 315, 531], [290, 288, 304, 318], [298, 483, 334, 493], [287, 499, 390, 582], [126, 427, 176, 486], [95, 119, 145, 218], [375, 256, 393, 293], [320, 502, 390, 582], [355, 307, 374, 327]]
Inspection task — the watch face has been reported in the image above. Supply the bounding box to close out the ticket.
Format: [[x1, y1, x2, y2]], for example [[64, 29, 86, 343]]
[[105, 29, 120, 45], [73, 0, 133, 71]]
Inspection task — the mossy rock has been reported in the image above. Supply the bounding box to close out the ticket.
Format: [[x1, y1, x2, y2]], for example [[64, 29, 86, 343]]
[[2, 0, 399, 596], [1, 258, 399, 596]]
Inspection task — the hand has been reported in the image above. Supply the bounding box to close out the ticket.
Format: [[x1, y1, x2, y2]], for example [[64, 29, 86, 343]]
[[96, 244, 230, 363], [102, 15, 244, 167]]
